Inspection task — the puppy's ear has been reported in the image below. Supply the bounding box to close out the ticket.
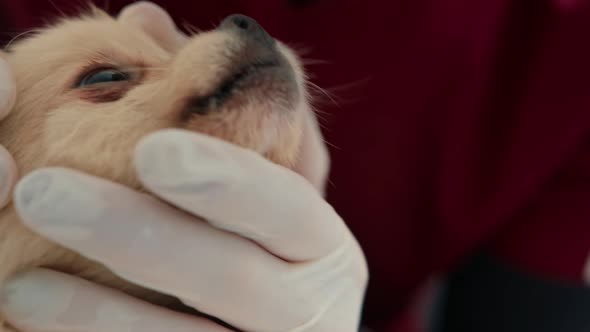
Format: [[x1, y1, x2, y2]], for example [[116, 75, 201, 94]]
[[118, 1, 187, 52]]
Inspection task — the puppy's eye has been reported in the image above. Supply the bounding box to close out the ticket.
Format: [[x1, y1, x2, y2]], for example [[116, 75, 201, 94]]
[[77, 69, 129, 87]]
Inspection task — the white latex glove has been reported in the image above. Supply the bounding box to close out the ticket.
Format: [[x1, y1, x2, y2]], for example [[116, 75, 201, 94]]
[[0, 2, 367, 332], [2, 129, 367, 332]]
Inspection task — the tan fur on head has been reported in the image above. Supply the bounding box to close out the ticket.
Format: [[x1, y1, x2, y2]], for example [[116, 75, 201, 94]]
[[0, 5, 309, 330]]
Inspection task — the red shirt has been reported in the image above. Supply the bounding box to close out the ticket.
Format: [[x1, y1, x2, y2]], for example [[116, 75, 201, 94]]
[[3, 1, 590, 331]]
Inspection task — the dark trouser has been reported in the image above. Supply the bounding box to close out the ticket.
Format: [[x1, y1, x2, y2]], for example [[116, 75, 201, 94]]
[[431, 255, 590, 332]]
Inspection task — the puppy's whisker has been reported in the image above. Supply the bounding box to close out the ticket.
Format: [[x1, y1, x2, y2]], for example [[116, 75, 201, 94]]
[[47, 0, 68, 19], [285, 43, 313, 57], [1, 30, 43, 34], [313, 112, 328, 125], [40, 0, 92, 26], [181, 21, 203, 36], [4, 29, 41, 50], [307, 81, 341, 108], [312, 107, 331, 117], [322, 77, 373, 93], [323, 138, 341, 151], [102, 0, 112, 13], [209, 20, 219, 30]]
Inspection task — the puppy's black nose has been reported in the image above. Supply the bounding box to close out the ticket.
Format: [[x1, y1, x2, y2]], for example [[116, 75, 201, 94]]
[[219, 14, 275, 48]]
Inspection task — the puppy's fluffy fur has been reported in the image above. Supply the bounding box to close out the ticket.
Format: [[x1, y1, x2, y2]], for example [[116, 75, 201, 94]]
[[0, 7, 309, 330]]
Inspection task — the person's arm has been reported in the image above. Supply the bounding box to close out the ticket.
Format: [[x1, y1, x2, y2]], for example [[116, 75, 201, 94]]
[[428, 2, 590, 331], [434, 148, 590, 332]]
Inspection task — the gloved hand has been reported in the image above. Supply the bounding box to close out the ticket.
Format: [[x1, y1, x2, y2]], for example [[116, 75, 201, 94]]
[[0, 53, 18, 208], [0, 2, 367, 332]]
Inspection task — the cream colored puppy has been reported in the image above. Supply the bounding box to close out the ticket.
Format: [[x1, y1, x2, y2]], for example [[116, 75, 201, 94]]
[[0, 5, 311, 331]]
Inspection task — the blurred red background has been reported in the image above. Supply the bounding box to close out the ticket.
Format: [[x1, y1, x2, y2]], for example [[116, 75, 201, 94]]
[[2, 1, 590, 331]]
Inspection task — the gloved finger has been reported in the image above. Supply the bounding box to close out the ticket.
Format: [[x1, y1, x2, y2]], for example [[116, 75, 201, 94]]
[[0, 268, 231, 332], [0, 55, 16, 121], [118, 1, 188, 52], [12, 168, 304, 332], [134, 129, 349, 262], [0, 145, 17, 208], [291, 109, 330, 195]]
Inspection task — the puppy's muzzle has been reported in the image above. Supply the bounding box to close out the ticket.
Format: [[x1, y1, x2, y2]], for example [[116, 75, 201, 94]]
[[183, 14, 294, 117]]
